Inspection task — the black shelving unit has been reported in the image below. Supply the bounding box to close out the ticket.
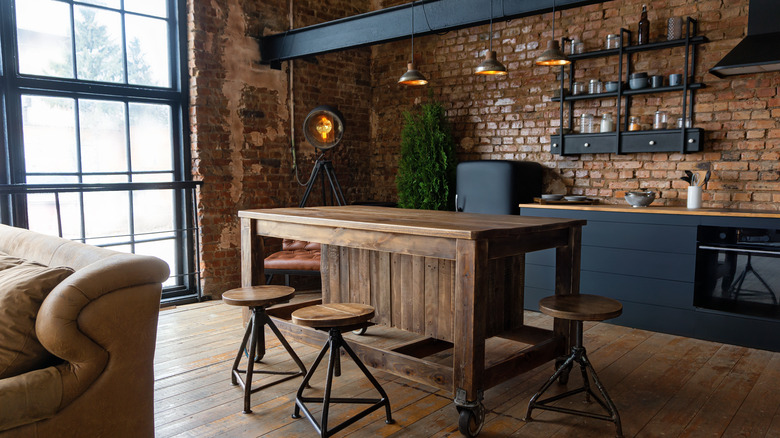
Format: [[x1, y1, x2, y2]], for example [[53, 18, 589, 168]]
[[550, 18, 707, 155]]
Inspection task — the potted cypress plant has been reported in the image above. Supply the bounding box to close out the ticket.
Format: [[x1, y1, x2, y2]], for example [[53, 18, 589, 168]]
[[396, 100, 457, 210]]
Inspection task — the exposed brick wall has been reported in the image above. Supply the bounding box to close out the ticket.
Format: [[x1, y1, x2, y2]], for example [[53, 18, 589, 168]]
[[369, 0, 780, 209], [189, 0, 371, 297]]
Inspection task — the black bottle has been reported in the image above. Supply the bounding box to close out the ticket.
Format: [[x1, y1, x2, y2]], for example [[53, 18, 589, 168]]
[[638, 5, 649, 45]]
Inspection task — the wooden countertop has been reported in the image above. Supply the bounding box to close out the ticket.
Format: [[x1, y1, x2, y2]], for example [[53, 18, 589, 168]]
[[520, 203, 780, 219], [239, 205, 587, 240]]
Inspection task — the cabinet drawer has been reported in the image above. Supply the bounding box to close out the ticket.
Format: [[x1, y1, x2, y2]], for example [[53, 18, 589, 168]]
[[552, 133, 616, 155], [621, 128, 702, 153]]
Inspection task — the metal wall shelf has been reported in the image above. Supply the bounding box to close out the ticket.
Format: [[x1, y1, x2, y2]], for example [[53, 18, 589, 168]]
[[551, 18, 707, 155]]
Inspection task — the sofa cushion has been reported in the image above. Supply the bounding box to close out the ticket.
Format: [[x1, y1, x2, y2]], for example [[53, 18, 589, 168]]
[[0, 253, 74, 379]]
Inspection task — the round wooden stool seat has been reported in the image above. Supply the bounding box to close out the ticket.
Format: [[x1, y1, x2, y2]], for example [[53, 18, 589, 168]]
[[292, 303, 375, 328], [222, 285, 295, 308], [539, 294, 622, 322]]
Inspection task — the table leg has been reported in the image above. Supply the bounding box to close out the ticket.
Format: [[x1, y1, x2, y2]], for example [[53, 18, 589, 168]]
[[241, 217, 264, 288], [453, 239, 487, 437], [554, 225, 582, 351]]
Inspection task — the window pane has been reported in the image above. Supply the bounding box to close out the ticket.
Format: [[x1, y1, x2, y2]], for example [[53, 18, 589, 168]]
[[26, 175, 82, 240], [79, 99, 127, 173], [16, 0, 74, 78], [132, 177, 174, 235], [125, 0, 168, 18], [83, 187, 130, 242], [74, 6, 124, 83], [126, 15, 170, 87], [129, 103, 172, 172], [78, 0, 121, 8], [22, 96, 78, 173], [136, 239, 175, 286]]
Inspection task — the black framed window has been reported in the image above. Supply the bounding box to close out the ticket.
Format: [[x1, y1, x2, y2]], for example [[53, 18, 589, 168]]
[[0, 0, 197, 300]]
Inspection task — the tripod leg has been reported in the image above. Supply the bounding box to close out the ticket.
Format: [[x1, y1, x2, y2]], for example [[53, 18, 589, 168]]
[[323, 162, 346, 206], [299, 161, 324, 208]]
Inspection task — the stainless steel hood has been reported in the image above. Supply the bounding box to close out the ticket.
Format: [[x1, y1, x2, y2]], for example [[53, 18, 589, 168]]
[[710, 0, 780, 77]]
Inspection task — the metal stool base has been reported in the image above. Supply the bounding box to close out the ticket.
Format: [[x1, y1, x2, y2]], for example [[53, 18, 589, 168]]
[[231, 306, 307, 414], [524, 322, 623, 438], [292, 328, 394, 437]]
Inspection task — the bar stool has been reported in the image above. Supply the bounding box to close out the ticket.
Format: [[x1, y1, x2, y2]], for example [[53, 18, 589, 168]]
[[290, 303, 393, 437], [524, 294, 624, 438], [222, 285, 307, 414]]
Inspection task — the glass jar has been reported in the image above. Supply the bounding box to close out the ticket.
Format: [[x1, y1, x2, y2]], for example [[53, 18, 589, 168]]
[[600, 113, 614, 132], [628, 116, 641, 131], [569, 38, 581, 55], [580, 113, 595, 134], [653, 110, 668, 130], [588, 79, 603, 94], [606, 34, 620, 49], [676, 117, 692, 128], [572, 81, 586, 95], [573, 41, 585, 54]]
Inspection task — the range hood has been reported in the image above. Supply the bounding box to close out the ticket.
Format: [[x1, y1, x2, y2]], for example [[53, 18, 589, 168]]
[[710, 0, 780, 77]]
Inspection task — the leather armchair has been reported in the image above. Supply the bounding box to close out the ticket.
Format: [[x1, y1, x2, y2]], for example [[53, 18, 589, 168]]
[[0, 225, 169, 438]]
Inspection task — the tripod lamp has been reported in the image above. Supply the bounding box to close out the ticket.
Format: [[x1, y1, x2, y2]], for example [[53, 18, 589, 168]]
[[299, 106, 347, 207]]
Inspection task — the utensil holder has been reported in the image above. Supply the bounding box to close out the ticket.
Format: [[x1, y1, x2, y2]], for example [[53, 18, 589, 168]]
[[687, 186, 702, 209]]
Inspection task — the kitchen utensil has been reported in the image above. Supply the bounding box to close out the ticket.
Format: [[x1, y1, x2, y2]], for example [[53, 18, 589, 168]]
[[669, 73, 682, 86], [629, 73, 648, 89], [624, 190, 656, 207], [702, 170, 711, 188], [650, 75, 664, 88]]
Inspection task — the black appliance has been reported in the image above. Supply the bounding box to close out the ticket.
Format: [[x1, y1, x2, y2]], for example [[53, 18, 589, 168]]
[[455, 160, 542, 215], [710, 0, 780, 77], [694, 226, 780, 319]]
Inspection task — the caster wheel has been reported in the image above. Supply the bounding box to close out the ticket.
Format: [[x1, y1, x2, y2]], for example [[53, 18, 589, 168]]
[[457, 403, 485, 437], [352, 327, 367, 335]]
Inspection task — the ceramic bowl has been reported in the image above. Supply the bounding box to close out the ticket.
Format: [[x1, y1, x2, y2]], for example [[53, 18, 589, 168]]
[[624, 190, 656, 207], [541, 194, 564, 201], [629, 77, 648, 90], [604, 81, 620, 92]]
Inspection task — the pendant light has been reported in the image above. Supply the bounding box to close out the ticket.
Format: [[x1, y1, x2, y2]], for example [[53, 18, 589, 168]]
[[398, 1, 428, 86], [535, 0, 570, 66], [475, 0, 508, 75]]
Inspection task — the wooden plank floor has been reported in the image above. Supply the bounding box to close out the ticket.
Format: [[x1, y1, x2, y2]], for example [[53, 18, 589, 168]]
[[154, 299, 780, 437]]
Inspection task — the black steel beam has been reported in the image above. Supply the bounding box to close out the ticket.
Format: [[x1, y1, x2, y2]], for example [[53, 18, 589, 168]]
[[260, 0, 607, 67]]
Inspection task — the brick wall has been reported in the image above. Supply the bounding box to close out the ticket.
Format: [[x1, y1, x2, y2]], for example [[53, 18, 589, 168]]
[[189, 0, 371, 296], [369, 0, 780, 209]]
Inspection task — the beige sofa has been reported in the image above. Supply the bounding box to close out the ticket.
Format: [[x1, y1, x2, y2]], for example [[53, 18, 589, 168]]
[[0, 224, 169, 437]]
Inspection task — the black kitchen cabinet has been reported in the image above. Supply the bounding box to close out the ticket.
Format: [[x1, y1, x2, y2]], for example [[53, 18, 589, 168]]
[[550, 19, 707, 155], [519, 206, 780, 352]]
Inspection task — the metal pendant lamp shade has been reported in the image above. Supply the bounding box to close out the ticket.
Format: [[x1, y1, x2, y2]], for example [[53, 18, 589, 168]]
[[399, 62, 428, 85], [535, 0, 570, 66], [399, 1, 427, 86], [475, 50, 507, 75], [475, 0, 507, 75], [536, 40, 569, 66]]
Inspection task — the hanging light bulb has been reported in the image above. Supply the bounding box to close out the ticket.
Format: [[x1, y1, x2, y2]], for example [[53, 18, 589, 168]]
[[536, 0, 570, 66], [399, 1, 428, 86], [475, 0, 507, 75]]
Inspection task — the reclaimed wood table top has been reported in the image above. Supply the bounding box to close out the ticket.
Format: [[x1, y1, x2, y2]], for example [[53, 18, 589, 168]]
[[239, 205, 586, 240]]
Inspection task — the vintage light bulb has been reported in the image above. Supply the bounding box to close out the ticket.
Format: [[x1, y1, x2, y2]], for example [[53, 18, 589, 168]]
[[316, 116, 333, 140]]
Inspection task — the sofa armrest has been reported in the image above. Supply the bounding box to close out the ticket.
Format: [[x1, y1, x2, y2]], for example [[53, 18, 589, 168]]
[[0, 367, 62, 431], [35, 253, 169, 408]]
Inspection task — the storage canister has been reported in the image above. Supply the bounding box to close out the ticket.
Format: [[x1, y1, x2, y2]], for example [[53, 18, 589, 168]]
[[606, 34, 620, 49], [588, 79, 603, 94], [580, 113, 595, 133], [600, 113, 614, 132]]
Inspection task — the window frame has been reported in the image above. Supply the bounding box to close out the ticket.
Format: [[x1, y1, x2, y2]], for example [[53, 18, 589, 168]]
[[0, 0, 197, 301]]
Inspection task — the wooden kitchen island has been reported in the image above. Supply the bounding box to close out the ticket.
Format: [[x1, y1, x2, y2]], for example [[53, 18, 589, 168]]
[[238, 206, 586, 436]]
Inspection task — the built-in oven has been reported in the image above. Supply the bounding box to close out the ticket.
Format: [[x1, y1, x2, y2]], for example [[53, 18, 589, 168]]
[[695, 226, 780, 320]]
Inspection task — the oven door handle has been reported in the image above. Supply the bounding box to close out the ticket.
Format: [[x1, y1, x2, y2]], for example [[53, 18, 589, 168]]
[[698, 245, 780, 256]]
